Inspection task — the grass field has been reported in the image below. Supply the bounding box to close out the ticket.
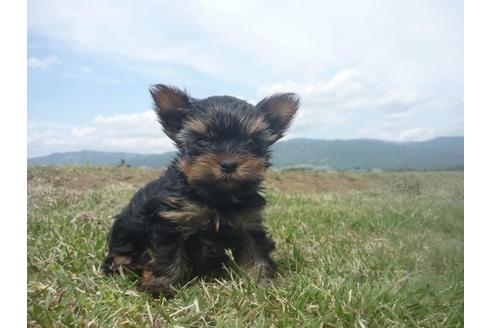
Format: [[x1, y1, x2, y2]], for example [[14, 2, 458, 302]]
[[27, 166, 464, 327]]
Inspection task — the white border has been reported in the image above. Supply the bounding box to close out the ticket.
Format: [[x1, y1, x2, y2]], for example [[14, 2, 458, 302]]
[[1, 0, 475, 326], [0, 0, 27, 325], [465, 0, 492, 326]]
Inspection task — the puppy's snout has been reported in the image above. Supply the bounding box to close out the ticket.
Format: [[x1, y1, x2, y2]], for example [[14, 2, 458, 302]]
[[220, 160, 239, 174]]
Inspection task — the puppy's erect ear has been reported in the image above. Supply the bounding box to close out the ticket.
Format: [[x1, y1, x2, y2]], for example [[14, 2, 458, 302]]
[[256, 93, 299, 142], [150, 84, 190, 141]]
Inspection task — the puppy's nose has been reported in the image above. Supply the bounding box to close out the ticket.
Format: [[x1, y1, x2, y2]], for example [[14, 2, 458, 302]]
[[220, 160, 239, 174]]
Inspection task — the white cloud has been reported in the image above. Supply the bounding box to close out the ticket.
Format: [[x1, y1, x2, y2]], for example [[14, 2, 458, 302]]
[[357, 126, 439, 142], [70, 126, 96, 138], [258, 69, 421, 113], [345, 90, 421, 113], [28, 111, 174, 157], [257, 68, 428, 140], [92, 111, 155, 126], [27, 55, 58, 69], [397, 128, 437, 141], [258, 69, 365, 102], [356, 118, 465, 142], [27, 0, 462, 84]]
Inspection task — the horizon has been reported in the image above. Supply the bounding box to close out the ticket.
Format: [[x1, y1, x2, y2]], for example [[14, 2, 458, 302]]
[[28, 135, 464, 159], [28, 0, 463, 158]]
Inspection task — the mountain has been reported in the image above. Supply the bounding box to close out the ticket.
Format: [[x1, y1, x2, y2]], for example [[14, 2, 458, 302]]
[[27, 136, 464, 171], [27, 151, 177, 168], [269, 136, 464, 170]]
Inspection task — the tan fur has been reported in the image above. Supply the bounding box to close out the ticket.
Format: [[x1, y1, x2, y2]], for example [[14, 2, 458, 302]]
[[276, 104, 297, 125], [141, 269, 155, 285], [186, 153, 223, 183], [246, 260, 273, 284], [234, 154, 267, 181], [112, 256, 132, 266], [151, 86, 187, 112], [140, 249, 189, 294], [244, 117, 268, 135], [177, 159, 192, 179], [180, 152, 266, 185], [258, 94, 299, 130], [183, 118, 208, 135], [158, 195, 262, 232], [158, 198, 218, 226]]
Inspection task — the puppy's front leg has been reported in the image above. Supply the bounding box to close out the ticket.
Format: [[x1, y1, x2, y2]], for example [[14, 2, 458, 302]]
[[138, 245, 190, 297], [232, 230, 277, 285]]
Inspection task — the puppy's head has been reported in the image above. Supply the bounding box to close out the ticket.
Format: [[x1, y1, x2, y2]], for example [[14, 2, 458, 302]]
[[150, 85, 299, 198]]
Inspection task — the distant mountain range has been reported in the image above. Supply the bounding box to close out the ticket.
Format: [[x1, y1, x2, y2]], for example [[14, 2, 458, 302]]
[[27, 136, 464, 171]]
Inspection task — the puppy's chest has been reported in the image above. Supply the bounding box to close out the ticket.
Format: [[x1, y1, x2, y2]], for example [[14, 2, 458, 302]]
[[158, 196, 262, 232]]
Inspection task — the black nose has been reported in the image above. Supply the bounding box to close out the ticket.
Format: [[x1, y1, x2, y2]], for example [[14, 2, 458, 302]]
[[220, 160, 239, 174]]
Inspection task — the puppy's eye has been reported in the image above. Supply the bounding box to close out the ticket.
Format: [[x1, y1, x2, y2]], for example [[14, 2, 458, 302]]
[[246, 136, 267, 155]]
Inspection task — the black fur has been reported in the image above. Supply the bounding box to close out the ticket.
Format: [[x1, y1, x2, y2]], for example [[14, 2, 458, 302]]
[[101, 85, 299, 295]]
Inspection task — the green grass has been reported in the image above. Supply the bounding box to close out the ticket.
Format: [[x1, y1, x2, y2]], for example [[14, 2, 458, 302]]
[[27, 167, 463, 327]]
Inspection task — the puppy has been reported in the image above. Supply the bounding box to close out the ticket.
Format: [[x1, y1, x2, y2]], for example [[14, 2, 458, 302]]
[[101, 85, 299, 295]]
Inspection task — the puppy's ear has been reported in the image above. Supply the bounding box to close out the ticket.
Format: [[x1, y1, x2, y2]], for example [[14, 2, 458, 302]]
[[256, 93, 299, 142], [150, 84, 190, 141]]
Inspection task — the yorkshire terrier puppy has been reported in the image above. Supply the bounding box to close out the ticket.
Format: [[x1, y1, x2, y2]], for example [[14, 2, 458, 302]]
[[101, 85, 299, 295]]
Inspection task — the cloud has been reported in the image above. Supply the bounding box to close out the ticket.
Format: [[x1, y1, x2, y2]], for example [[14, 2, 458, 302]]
[[28, 0, 317, 78], [27, 0, 462, 85], [258, 69, 365, 102], [256, 68, 427, 139], [345, 90, 421, 113], [28, 111, 174, 157], [356, 118, 464, 142], [27, 55, 58, 69], [357, 126, 439, 142], [258, 69, 421, 112]]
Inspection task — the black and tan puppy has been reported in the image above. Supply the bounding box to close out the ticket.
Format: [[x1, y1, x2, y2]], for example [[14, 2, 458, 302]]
[[101, 85, 299, 295]]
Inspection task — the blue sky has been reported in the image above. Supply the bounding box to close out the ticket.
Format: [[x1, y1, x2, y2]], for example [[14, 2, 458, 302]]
[[27, 0, 463, 157]]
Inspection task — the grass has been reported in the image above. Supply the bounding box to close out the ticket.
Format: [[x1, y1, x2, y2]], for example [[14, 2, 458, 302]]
[[27, 166, 464, 327]]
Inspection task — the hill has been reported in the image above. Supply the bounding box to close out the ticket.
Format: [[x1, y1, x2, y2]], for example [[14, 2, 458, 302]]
[[27, 150, 176, 168], [270, 136, 464, 170], [27, 136, 464, 171]]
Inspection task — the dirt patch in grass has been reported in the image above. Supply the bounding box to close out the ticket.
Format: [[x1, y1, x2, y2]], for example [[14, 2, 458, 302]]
[[28, 166, 161, 193], [28, 166, 387, 197], [27, 166, 161, 209], [27, 166, 463, 198], [265, 170, 386, 194]]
